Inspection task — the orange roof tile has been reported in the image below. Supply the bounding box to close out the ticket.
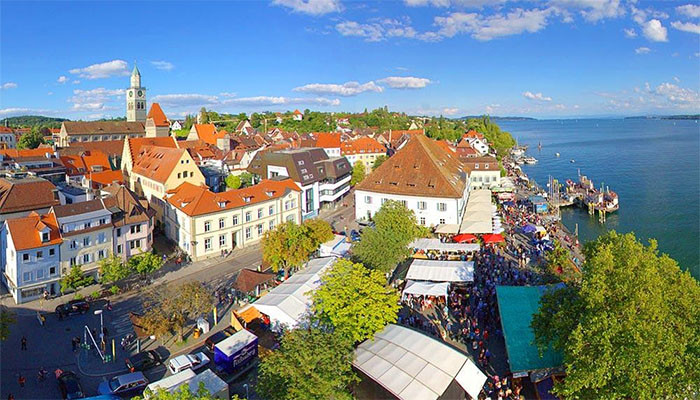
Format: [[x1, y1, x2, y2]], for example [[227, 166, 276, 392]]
[[147, 103, 170, 127], [0, 148, 54, 159], [166, 178, 300, 217], [59, 150, 111, 176], [0, 177, 59, 214], [0, 127, 13, 134], [293, 109, 302, 115], [132, 146, 186, 184], [315, 132, 341, 148], [464, 130, 484, 139], [88, 169, 125, 187], [193, 124, 227, 146], [68, 139, 124, 157], [340, 137, 386, 155], [6, 212, 62, 251], [127, 136, 177, 159]]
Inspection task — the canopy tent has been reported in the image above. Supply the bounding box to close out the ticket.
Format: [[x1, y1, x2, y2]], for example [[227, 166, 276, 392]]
[[453, 233, 477, 243], [410, 238, 480, 253], [406, 259, 474, 282], [354, 324, 488, 400], [496, 286, 564, 374], [253, 257, 337, 329], [459, 220, 493, 234], [521, 224, 537, 234], [234, 269, 276, 294], [464, 203, 492, 213], [482, 233, 505, 244], [402, 280, 449, 299], [319, 234, 351, 257], [459, 189, 493, 234], [493, 227, 505, 234], [435, 224, 459, 234]]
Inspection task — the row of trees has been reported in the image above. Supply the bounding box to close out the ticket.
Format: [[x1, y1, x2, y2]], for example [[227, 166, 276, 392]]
[[59, 252, 164, 294], [262, 218, 334, 277], [139, 281, 212, 341], [533, 231, 700, 399]]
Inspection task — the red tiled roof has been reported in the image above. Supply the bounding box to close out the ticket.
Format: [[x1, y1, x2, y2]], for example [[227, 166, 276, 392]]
[[166, 178, 300, 217], [6, 212, 62, 251], [315, 132, 341, 148], [0, 177, 59, 214], [127, 136, 177, 160], [59, 150, 111, 176], [340, 137, 386, 155], [193, 124, 227, 146], [68, 140, 124, 158], [293, 109, 302, 115], [147, 103, 170, 127], [0, 148, 54, 159], [464, 130, 484, 139], [132, 146, 186, 184], [0, 127, 13, 134], [88, 169, 125, 187]]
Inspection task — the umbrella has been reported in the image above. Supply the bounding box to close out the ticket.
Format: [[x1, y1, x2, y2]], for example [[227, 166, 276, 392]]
[[521, 224, 537, 234], [482, 233, 505, 244], [453, 233, 477, 243]]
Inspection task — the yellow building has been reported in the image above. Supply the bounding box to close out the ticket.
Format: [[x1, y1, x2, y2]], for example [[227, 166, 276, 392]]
[[163, 179, 301, 261]]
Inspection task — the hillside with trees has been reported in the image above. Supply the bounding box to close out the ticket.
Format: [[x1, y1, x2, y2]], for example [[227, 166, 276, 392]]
[[3, 115, 68, 128]]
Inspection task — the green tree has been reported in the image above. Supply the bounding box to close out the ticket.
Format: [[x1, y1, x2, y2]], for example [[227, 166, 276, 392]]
[[350, 161, 366, 186], [60, 265, 94, 293], [17, 128, 46, 149], [129, 253, 164, 278], [239, 172, 254, 187], [372, 155, 387, 171], [142, 281, 213, 341], [545, 240, 579, 283], [303, 218, 334, 245], [262, 221, 317, 276], [0, 306, 16, 341], [98, 254, 132, 285], [199, 107, 209, 124], [312, 260, 400, 342], [225, 174, 241, 189], [257, 326, 357, 400], [532, 231, 700, 399], [135, 379, 232, 400], [353, 200, 428, 273]]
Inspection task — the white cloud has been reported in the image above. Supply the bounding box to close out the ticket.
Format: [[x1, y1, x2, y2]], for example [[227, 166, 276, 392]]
[[673, 77, 681, 83], [72, 80, 81, 85], [549, 0, 625, 22], [599, 81, 700, 112], [224, 96, 340, 107], [151, 61, 174, 71], [69, 59, 130, 79], [0, 108, 32, 117], [377, 76, 432, 89], [272, 0, 341, 16], [57, 76, 68, 84], [651, 82, 699, 105], [70, 87, 124, 111], [47, 91, 54, 96], [671, 21, 700, 34], [523, 91, 553, 102], [434, 8, 552, 41], [635, 47, 651, 54], [151, 94, 220, 108], [624, 28, 637, 38], [641, 19, 668, 42], [293, 81, 383, 96], [676, 4, 700, 18], [404, 0, 506, 8], [1, 82, 18, 90], [442, 107, 460, 115], [335, 18, 436, 42]]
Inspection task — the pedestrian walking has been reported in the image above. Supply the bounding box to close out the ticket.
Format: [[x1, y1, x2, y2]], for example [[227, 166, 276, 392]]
[[20, 336, 27, 351], [71, 337, 77, 351], [18, 374, 25, 388]]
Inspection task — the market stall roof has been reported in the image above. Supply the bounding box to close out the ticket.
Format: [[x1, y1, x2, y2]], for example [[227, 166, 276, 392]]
[[459, 220, 493, 234], [406, 259, 474, 282], [453, 233, 477, 243], [482, 233, 505, 244], [354, 324, 487, 400], [435, 224, 459, 234], [253, 257, 337, 329], [234, 269, 276, 293], [495, 285, 564, 373], [464, 202, 493, 213], [319, 234, 352, 257], [402, 280, 449, 298], [410, 238, 480, 252]]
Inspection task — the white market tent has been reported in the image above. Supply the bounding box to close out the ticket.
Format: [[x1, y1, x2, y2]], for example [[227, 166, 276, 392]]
[[410, 238, 480, 253], [435, 224, 459, 234], [402, 280, 449, 299], [459, 189, 494, 234], [459, 220, 493, 234], [464, 202, 492, 213], [406, 259, 474, 282], [253, 257, 337, 329], [354, 324, 488, 400], [319, 234, 351, 257]]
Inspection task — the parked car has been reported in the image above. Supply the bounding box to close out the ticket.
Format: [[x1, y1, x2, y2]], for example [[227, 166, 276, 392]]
[[57, 371, 85, 399], [350, 230, 361, 241], [98, 372, 148, 397], [204, 327, 237, 352], [167, 352, 210, 374], [125, 350, 164, 372], [55, 300, 90, 318]]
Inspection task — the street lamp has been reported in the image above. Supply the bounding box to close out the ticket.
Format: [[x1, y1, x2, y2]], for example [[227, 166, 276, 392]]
[[243, 384, 249, 399], [94, 310, 103, 338]]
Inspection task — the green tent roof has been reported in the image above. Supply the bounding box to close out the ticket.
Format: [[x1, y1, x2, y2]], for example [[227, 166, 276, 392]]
[[496, 285, 564, 373]]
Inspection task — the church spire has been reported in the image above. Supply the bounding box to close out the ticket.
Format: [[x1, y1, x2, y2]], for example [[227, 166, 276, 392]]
[[130, 62, 141, 88]]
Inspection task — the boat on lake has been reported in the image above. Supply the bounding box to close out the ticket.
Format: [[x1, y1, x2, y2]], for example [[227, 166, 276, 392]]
[[523, 156, 538, 164]]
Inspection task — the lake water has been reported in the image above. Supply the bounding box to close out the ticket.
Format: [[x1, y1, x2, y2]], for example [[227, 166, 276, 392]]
[[498, 119, 700, 280]]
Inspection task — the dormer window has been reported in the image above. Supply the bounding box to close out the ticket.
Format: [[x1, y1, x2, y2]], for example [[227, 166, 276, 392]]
[[265, 191, 274, 197], [244, 196, 251, 203], [475, 163, 480, 169], [41, 232, 50, 242], [218, 201, 227, 208]]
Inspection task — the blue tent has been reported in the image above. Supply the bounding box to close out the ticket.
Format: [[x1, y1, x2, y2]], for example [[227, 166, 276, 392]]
[[522, 224, 537, 234]]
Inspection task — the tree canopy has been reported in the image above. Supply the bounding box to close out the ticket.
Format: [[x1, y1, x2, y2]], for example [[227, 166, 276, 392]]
[[0, 306, 16, 341], [532, 231, 700, 399], [262, 221, 317, 275], [350, 162, 366, 186], [141, 281, 213, 340], [17, 128, 46, 149], [225, 174, 241, 189], [129, 253, 164, 278], [352, 200, 428, 273], [312, 259, 400, 343], [303, 218, 334, 245], [135, 381, 241, 400], [98, 254, 131, 285], [60, 265, 94, 293], [257, 325, 357, 400]]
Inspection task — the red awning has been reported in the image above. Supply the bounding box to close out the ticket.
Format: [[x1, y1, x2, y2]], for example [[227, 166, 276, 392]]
[[453, 234, 477, 243], [482, 233, 505, 244]]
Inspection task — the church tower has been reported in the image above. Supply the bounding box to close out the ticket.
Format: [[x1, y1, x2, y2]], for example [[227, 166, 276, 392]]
[[126, 65, 146, 122]]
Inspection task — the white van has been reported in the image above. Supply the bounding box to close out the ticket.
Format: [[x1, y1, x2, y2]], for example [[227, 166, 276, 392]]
[[144, 369, 196, 398]]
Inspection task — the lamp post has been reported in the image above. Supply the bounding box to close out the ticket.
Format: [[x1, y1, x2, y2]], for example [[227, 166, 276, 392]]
[[94, 310, 103, 337], [243, 384, 249, 399]]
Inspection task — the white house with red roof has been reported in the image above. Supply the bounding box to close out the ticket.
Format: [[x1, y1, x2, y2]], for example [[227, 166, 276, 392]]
[[292, 109, 303, 121]]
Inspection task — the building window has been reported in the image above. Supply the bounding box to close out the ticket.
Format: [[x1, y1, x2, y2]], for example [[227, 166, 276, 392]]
[[23, 272, 32, 283], [269, 220, 274, 230], [286, 215, 295, 222], [204, 221, 211, 232], [49, 267, 56, 276], [400, 200, 407, 207], [41, 232, 50, 242], [37, 269, 45, 279], [98, 250, 105, 260], [177, 173, 181, 179], [83, 254, 90, 263], [83, 237, 90, 246], [22, 253, 29, 262], [245, 212, 251, 222], [131, 224, 141, 234], [70, 240, 77, 249], [219, 234, 226, 247], [190, 172, 194, 177], [37, 251, 43, 260], [219, 218, 225, 229], [245, 227, 252, 239], [130, 239, 141, 249], [365, 195, 372, 204], [70, 257, 77, 266], [117, 244, 122, 254], [381, 198, 387, 205], [99, 218, 107, 225], [205, 238, 212, 251], [420, 217, 426, 225], [232, 215, 239, 225], [116, 228, 121, 237], [417, 201, 426, 210], [439, 218, 446, 224], [49, 248, 55, 256], [257, 208, 263, 218], [257, 224, 263, 236], [98, 233, 105, 243], [437, 203, 447, 212], [269, 206, 274, 215]]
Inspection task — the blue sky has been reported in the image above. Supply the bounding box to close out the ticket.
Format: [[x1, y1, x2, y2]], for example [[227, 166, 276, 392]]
[[1, 0, 699, 120]]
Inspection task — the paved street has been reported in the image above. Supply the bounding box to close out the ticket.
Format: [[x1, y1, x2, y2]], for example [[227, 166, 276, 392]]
[[1, 242, 264, 399]]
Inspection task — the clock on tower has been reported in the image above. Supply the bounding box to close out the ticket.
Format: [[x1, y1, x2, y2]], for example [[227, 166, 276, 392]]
[[126, 64, 147, 122]]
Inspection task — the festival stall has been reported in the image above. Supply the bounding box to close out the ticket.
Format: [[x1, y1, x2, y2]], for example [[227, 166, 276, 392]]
[[401, 280, 450, 299], [453, 233, 477, 243], [482, 233, 505, 244], [406, 259, 475, 283], [411, 238, 480, 253]]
